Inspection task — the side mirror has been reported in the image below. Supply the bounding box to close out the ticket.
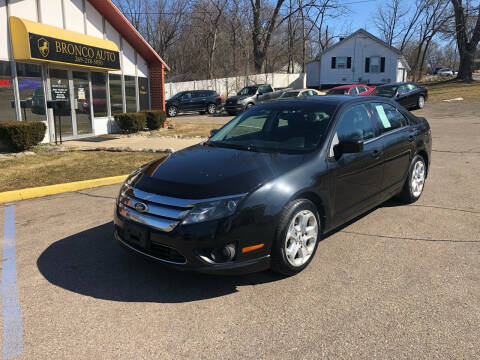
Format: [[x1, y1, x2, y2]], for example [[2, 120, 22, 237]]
[[334, 141, 364, 157], [210, 129, 218, 136]]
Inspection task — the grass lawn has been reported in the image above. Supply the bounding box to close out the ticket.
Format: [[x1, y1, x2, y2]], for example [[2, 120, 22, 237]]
[[0, 151, 165, 192], [424, 79, 480, 103], [153, 122, 222, 137]]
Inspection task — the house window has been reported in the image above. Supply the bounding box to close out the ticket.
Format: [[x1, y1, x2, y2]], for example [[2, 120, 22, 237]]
[[370, 56, 380, 73], [336, 56, 347, 69]]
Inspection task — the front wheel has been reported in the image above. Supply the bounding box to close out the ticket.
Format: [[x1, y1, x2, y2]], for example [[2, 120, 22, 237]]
[[245, 103, 254, 110], [207, 103, 217, 114], [271, 199, 320, 276], [397, 155, 426, 203], [167, 106, 178, 117]]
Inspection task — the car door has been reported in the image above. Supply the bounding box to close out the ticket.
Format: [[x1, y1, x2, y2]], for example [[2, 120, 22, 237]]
[[258, 86, 273, 102], [189, 91, 206, 111], [406, 84, 419, 108], [327, 103, 384, 223], [395, 85, 410, 107], [370, 102, 413, 195], [179, 92, 193, 111]]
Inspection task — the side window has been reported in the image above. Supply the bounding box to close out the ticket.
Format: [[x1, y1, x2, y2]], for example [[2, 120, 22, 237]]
[[397, 85, 408, 95], [182, 92, 192, 100], [336, 104, 375, 143], [349, 87, 359, 95], [358, 86, 366, 93], [371, 103, 408, 133], [406, 84, 416, 92]]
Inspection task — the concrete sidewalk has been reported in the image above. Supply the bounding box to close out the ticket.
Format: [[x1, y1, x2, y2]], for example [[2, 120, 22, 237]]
[[63, 135, 205, 152]]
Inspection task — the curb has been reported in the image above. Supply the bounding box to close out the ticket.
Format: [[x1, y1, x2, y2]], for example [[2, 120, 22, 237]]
[[0, 175, 128, 204]]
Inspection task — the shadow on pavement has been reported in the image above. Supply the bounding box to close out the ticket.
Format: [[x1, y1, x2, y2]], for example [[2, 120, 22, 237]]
[[37, 222, 283, 303]]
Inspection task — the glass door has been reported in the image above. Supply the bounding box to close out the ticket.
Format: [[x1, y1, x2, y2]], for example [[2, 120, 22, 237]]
[[49, 68, 73, 138], [72, 71, 93, 135]]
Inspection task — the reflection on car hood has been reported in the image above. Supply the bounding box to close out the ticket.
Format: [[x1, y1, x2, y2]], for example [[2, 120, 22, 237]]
[[132, 144, 309, 199]]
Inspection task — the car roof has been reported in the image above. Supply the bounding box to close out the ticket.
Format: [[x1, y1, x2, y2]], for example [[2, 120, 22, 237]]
[[259, 95, 396, 108], [378, 82, 409, 88]]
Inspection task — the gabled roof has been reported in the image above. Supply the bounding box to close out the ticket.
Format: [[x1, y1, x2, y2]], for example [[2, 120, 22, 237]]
[[319, 29, 403, 57], [89, 0, 170, 71]]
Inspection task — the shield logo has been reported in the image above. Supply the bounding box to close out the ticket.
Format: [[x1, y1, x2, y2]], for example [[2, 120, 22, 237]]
[[37, 38, 49, 57]]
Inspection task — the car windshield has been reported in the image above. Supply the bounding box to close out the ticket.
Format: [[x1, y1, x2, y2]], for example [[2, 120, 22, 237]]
[[371, 86, 398, 97], [237, 86, 258, 96], [327, 88, 346, 95], [280, 91, 299, 98], [209, 103, 336, 154], [169, 92, 184, 100]]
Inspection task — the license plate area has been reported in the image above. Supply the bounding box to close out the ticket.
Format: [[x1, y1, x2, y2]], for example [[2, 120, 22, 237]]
[[123, 223, 149, 249]]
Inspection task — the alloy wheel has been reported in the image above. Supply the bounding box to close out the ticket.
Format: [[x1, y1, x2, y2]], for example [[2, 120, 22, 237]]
[[418, 96, 425, 109], [207, 104, 216, 114], [168, 107, 177, 117], [284, 210, 318, 267], [411, 159, 425, 197]]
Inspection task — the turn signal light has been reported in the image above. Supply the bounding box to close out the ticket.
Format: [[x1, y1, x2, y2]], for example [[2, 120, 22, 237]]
[[241, 243, 264, 253]]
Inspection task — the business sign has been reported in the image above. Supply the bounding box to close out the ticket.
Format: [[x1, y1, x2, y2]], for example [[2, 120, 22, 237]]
[[51, 83, 69, 101], [29, 33, 120, 70]]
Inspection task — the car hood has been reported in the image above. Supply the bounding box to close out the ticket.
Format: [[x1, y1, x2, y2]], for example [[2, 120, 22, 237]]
[[131, 144, 310, 199]]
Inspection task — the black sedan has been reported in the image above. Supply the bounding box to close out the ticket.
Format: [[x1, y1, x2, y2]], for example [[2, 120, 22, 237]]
[[371, 82, 428, 110], [166, 90, 222, 117], [114, 96, 431, 275]]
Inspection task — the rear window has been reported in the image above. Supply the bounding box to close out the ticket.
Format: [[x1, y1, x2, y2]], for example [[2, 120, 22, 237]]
[[372, 86, 397, 97]]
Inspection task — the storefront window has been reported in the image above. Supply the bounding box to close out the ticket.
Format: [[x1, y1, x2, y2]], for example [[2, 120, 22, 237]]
[[91, 72, 107, 117], [109, 74, 123, 114], [125, 75, 137, 112], [17, 63, 46, 122], [0, 61, 17, 122], [138, 77, 149, 110]]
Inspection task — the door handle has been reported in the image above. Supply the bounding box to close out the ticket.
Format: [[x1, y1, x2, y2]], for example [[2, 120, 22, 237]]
[[371, 149, 383, 158]]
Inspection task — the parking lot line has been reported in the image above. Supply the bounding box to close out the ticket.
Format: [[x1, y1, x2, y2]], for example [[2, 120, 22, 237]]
[[1, 206, 22, 359]]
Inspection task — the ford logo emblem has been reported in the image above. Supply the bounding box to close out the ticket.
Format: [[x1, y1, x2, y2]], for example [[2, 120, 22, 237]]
[[134, 202, 148, 213]]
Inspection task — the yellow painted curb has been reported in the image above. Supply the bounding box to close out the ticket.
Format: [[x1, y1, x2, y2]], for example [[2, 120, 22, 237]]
[[0, 175, 129, 204]]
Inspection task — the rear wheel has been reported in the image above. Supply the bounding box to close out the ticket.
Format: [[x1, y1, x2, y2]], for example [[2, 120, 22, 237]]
[[271, 199, 320, 276], [207, 103, 217, 114], [167, 106, 178, 117], [397, 155, 426, 203]]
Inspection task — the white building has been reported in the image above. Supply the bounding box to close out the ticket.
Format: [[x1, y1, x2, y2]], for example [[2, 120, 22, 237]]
[[0, 0, 169, 143], [306, 29, 410, 89]]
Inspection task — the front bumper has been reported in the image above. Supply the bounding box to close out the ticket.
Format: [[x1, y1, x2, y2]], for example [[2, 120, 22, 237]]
[[224, 103, 245, 113], [113, 208, 271, 275]]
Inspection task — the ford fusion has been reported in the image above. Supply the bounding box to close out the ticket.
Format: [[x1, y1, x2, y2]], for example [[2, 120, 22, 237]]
[[114, 96, 431, 275]]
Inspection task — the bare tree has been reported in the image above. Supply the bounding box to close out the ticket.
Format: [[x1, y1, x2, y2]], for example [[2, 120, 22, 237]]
[[451, 0, 480, 80], [373, 0, 408, 46]]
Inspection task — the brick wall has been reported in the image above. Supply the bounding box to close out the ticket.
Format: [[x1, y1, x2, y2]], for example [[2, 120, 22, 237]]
[[149, 65, 166, 111]]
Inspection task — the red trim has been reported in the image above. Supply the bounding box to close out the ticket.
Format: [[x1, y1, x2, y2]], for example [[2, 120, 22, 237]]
[[88, 0, 169, 71]]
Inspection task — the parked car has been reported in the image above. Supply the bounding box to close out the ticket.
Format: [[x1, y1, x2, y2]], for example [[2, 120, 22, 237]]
[[326, 84, 375, 96], [279, 89, 324, 99], [437, 68, 454, 76], [224, 84, 281, 115], [371, 82, 428, 109], [114, 96, 431, 275], [166, 90, 222, 117]]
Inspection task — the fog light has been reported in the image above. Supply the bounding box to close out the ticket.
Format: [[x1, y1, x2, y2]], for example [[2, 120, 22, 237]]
[[210, 243, 236, 263]]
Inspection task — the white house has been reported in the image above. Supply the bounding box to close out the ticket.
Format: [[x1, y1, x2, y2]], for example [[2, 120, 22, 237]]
[[306, 29, 410, 89]]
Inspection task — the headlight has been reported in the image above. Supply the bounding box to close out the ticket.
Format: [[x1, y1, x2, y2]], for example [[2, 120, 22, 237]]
[[182, 196, 244, 225]]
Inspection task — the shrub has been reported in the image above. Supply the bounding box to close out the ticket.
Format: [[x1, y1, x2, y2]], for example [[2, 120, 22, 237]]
[[144, 110, 167, 130], [0, 121, 46, 152], [114, 112, 147, 133]]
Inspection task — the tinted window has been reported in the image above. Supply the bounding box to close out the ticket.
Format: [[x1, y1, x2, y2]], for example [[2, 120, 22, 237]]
[[91, 72, 107, 117], [0, 61, 16, 122], [327, 88, 347, 95], [406, 83, 417, 92], [210, 103, 336, 153], [336, 104, 374, 143], [397, 85, 408, 95], [372, 86, 397, 97], [371, 103, 407, 133], [182, 92, 192, 100], [238, 86, 258, 96], [280, 91, 299, 98], [349, 87, 358, 95]]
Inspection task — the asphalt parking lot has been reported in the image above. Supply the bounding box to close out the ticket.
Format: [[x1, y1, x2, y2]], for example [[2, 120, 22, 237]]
[[1, 103, 479, 359]]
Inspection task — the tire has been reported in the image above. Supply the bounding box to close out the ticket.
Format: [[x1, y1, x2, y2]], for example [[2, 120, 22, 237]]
[[271, 199, 321, 276], [417, 95, 425, 109], [397, 155, 426, 203], [245, 103, 254, 110], [207, 103, 217, 114], [167, 106, 178, 117]]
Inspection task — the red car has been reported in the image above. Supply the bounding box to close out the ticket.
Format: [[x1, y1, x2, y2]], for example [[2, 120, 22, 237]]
[[326, 84, 375, 96]]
